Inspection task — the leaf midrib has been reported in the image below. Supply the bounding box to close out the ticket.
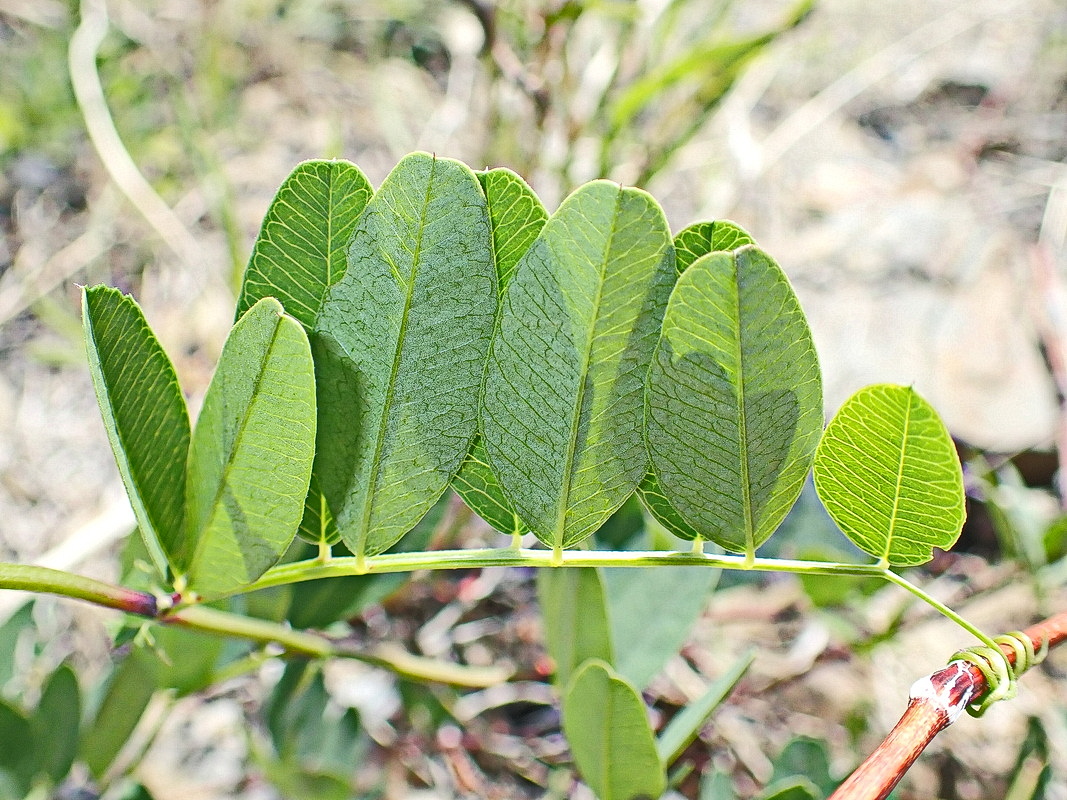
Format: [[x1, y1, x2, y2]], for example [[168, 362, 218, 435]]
[[357, 158, 437, 555], [731, 255, 755, 555], [553, 189, 622, 548], [883, 391, 913, 565], [322, 162, 343, 305], [188, 311, 285, 574], [86, 294, 182, 574]]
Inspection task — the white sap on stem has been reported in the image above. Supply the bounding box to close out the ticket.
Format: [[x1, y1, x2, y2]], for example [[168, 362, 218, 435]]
[[907, 661, 975, 725]]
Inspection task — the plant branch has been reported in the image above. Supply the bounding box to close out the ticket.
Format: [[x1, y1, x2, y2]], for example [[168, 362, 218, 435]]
[[0, 563, 507, 687], [830, 611, 1067, 800], [0, 563, 163, 616]]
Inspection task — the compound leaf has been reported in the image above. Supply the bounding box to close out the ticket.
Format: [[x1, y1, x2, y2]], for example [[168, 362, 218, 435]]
[[563, 660, 666, 800], [184, 297, 316, 596], [645, 247, 822, 554], [452, 168, 547, 537], [813, 384, 965, 566], [638, 220, 755, 539], [314, 153, 496, 558], [236, 159, 372, 330], [482, 180, 675, 550], [83, 286, 190, 576]]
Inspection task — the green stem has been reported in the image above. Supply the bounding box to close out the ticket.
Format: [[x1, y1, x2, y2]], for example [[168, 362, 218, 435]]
[[239, 547, 887, 595], [164, 605, 334, 657], [880, 569, 1001, 651], [0, 563, 161, 616]]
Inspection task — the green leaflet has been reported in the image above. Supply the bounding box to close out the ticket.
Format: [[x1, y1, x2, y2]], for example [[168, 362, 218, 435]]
[[453, 168, 547, 538], [184, 297, 316, 596], [538, 567, 613, 689], [453, 438, 525, 539], [32, 664, 81, 784], [645, 247, 822, 554], [637, 220, 755, 540], [80, 649, 159, 780], [482, 180, 675, 550], [673, 220, 755, 275], [563, 660, 666, 800], [813, 384, 965, 566], [83, 286, 190, 576], [235, 159, 372, 547], [479, 167, 549, 289], [314, 152, 497, 558], [236, 159, 372, 331]]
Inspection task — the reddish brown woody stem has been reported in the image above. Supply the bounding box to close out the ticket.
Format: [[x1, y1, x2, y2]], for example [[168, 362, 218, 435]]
[[830, 611, 1067, 800]]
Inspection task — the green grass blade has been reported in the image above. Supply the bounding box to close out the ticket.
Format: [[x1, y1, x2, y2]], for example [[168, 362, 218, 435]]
[[638, 220, 755, 538], [645, 247, 822, 555], [314, 153, 497, 558], [184, 297, 316, 596], [482, 180, 675, 550], [83, 286, 190, 576], [452, 168, 547, 536], [236, 159, 372, 331], [563, 660, 666, 800], [813, 384, 965, 566], [655, 650, 752, 766]]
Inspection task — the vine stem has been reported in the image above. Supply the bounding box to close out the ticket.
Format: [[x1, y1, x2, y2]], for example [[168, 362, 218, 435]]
[[830, 611, 1067, 800]]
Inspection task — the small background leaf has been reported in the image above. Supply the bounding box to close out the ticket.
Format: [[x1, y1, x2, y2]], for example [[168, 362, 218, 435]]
[[563, 660, 666, 800], [645, 247, 822, 553], [80, 649, 159, 780], [538, 568, 612, 689], [32, 664, 81, 783], [813, 384, 965, 566], [83, 286, 190, 576], [184, 297, 316, 596], [314, 152, 496, 558], [482, 180, 674, 549], [0, 702, 34, 796], [601, 557, 718, 689]]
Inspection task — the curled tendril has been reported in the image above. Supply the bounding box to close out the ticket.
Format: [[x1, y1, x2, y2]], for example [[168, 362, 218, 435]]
[[949, 631, 1048, 717]]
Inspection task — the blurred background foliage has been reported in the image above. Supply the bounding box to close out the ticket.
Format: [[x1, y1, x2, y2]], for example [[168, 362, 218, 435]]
[[1, 0, 1067, 798]]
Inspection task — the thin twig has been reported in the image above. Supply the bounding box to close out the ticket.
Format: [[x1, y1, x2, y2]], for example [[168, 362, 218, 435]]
[[830, 611, 1067, 800]]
